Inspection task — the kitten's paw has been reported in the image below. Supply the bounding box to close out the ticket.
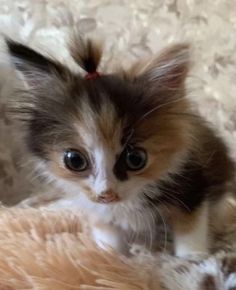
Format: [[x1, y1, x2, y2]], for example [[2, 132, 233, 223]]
[[175, 247, 209, 259], [176, 252, 209, 262], [175, 240, 209, 258]]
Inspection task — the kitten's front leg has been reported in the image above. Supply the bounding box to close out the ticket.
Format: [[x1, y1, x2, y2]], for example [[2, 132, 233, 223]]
[[172, 203, 209, 257], [92, 223, 128, 254]]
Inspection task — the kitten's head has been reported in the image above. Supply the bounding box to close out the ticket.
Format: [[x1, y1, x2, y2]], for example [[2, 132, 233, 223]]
[[7, 36, 192, 205]]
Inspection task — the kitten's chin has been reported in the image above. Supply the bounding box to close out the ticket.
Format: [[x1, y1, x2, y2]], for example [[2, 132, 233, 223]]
[[88, 195, 123, 205]]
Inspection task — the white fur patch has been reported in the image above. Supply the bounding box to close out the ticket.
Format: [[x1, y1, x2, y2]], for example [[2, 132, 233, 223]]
[[92, 224, 128, 254], [174, 203, 209, 257]]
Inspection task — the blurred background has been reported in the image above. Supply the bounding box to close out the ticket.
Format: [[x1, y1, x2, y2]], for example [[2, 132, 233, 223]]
[[0, 0, 235, 205]]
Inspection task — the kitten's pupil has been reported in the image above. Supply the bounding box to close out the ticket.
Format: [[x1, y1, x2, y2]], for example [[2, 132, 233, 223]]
[[64, 150, 88, 172], [125, 147, 147, 171]]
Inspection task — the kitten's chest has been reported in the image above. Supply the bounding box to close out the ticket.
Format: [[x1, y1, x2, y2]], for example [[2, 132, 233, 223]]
[[79, 197, 156, 233], [99, 203, 171, 251]]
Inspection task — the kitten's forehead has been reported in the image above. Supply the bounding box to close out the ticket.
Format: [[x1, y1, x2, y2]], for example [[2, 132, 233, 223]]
[[82, 76, 150, 126], [74, 98, 123, 151], [71, 75, 146, 148]]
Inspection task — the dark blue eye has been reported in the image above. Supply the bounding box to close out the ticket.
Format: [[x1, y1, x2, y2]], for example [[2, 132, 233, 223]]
[[64, 150, 88, 172], [125, 147, 147, 171]]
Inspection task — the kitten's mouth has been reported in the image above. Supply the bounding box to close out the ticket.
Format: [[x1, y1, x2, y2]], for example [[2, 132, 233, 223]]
[[96, 192, 120, 204]]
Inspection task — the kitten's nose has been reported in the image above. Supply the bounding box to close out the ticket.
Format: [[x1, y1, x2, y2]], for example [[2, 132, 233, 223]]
[[97, 189, 120, 204]]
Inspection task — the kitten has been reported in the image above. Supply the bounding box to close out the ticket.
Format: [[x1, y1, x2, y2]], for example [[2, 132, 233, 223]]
[[6, 36, 234, 257]]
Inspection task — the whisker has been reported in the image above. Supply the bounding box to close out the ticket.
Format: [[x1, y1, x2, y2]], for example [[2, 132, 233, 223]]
[[123, 96, 186, 146], [123, 128, 134, 149], [147, 199, 168, 252], [143, 193, 168, 252], [164, 111, 199, 119], [136, 97, 186, 125], [155, 206, 168, 252], [133, 209, 141, 244], [162, 191, 191, 213], [148, 207, 157, 250]]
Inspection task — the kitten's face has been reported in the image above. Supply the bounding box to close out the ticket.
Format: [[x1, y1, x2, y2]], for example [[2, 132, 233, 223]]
[[7, 39, 191, 205], [44, 82, 188, 204]]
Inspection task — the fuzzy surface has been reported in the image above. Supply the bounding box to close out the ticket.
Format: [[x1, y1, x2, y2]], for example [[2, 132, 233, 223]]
[[0, 203, 235, 290], [0, 1, 236, 289], [0, 207, 161, 290]]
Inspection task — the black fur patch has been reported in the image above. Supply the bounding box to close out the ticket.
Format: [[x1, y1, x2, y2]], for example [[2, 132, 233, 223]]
[[113, 151, 129, 181], [157, 157, 209, 212], [85, 76, 153, 125], [6, 39, 65, 76]]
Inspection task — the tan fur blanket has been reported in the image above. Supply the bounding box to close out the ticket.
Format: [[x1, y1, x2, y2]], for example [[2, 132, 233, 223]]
[[0, 200, 235, 290], [0, 208, 159, 290]]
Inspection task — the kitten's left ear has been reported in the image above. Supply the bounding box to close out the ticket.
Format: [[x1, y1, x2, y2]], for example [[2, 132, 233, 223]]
[[130, 44, 190, 93]]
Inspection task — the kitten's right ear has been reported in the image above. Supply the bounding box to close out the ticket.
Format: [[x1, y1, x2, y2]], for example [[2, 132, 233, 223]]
[[126, 44, 190, 95], [6, 39, 69, 88]]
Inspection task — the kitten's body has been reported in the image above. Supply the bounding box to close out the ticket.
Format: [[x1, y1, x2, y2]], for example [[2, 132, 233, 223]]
[[6, 36, 234, 256]]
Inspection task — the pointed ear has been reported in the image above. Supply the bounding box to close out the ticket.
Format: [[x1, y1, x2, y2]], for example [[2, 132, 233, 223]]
[[6, 39, 70, 88], [131, 44, 190, 93]]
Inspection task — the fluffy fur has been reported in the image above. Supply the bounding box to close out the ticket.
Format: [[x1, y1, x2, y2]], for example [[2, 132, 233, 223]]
[[0, 207, 160, 290], [6, 35, 235, 256], [0, 203, 236, 290]]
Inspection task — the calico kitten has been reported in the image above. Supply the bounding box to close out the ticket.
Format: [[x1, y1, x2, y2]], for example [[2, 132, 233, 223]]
[[6, 36, 234, 257]]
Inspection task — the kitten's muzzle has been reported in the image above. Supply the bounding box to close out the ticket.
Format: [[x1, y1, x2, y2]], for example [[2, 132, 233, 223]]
[[97, 190, 120, 204]]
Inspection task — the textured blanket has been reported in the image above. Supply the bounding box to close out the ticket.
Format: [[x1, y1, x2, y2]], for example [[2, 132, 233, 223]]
[[0, 1, 235, 289], [0, 204, 235, 290]]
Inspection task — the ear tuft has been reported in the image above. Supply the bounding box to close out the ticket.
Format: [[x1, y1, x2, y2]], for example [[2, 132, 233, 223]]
[[132, 43, 190, 91], [6, 38, 71, 90], [69, 33, 103, 73], [6, 38, 66, 75]]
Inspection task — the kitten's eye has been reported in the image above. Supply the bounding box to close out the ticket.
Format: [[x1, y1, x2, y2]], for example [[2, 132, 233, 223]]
[[125, 147, 147, 171], [64, 150, 88, 172]]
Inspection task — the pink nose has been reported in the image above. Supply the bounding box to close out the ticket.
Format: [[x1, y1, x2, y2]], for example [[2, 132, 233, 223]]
[[97, 190, 120, 204]]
